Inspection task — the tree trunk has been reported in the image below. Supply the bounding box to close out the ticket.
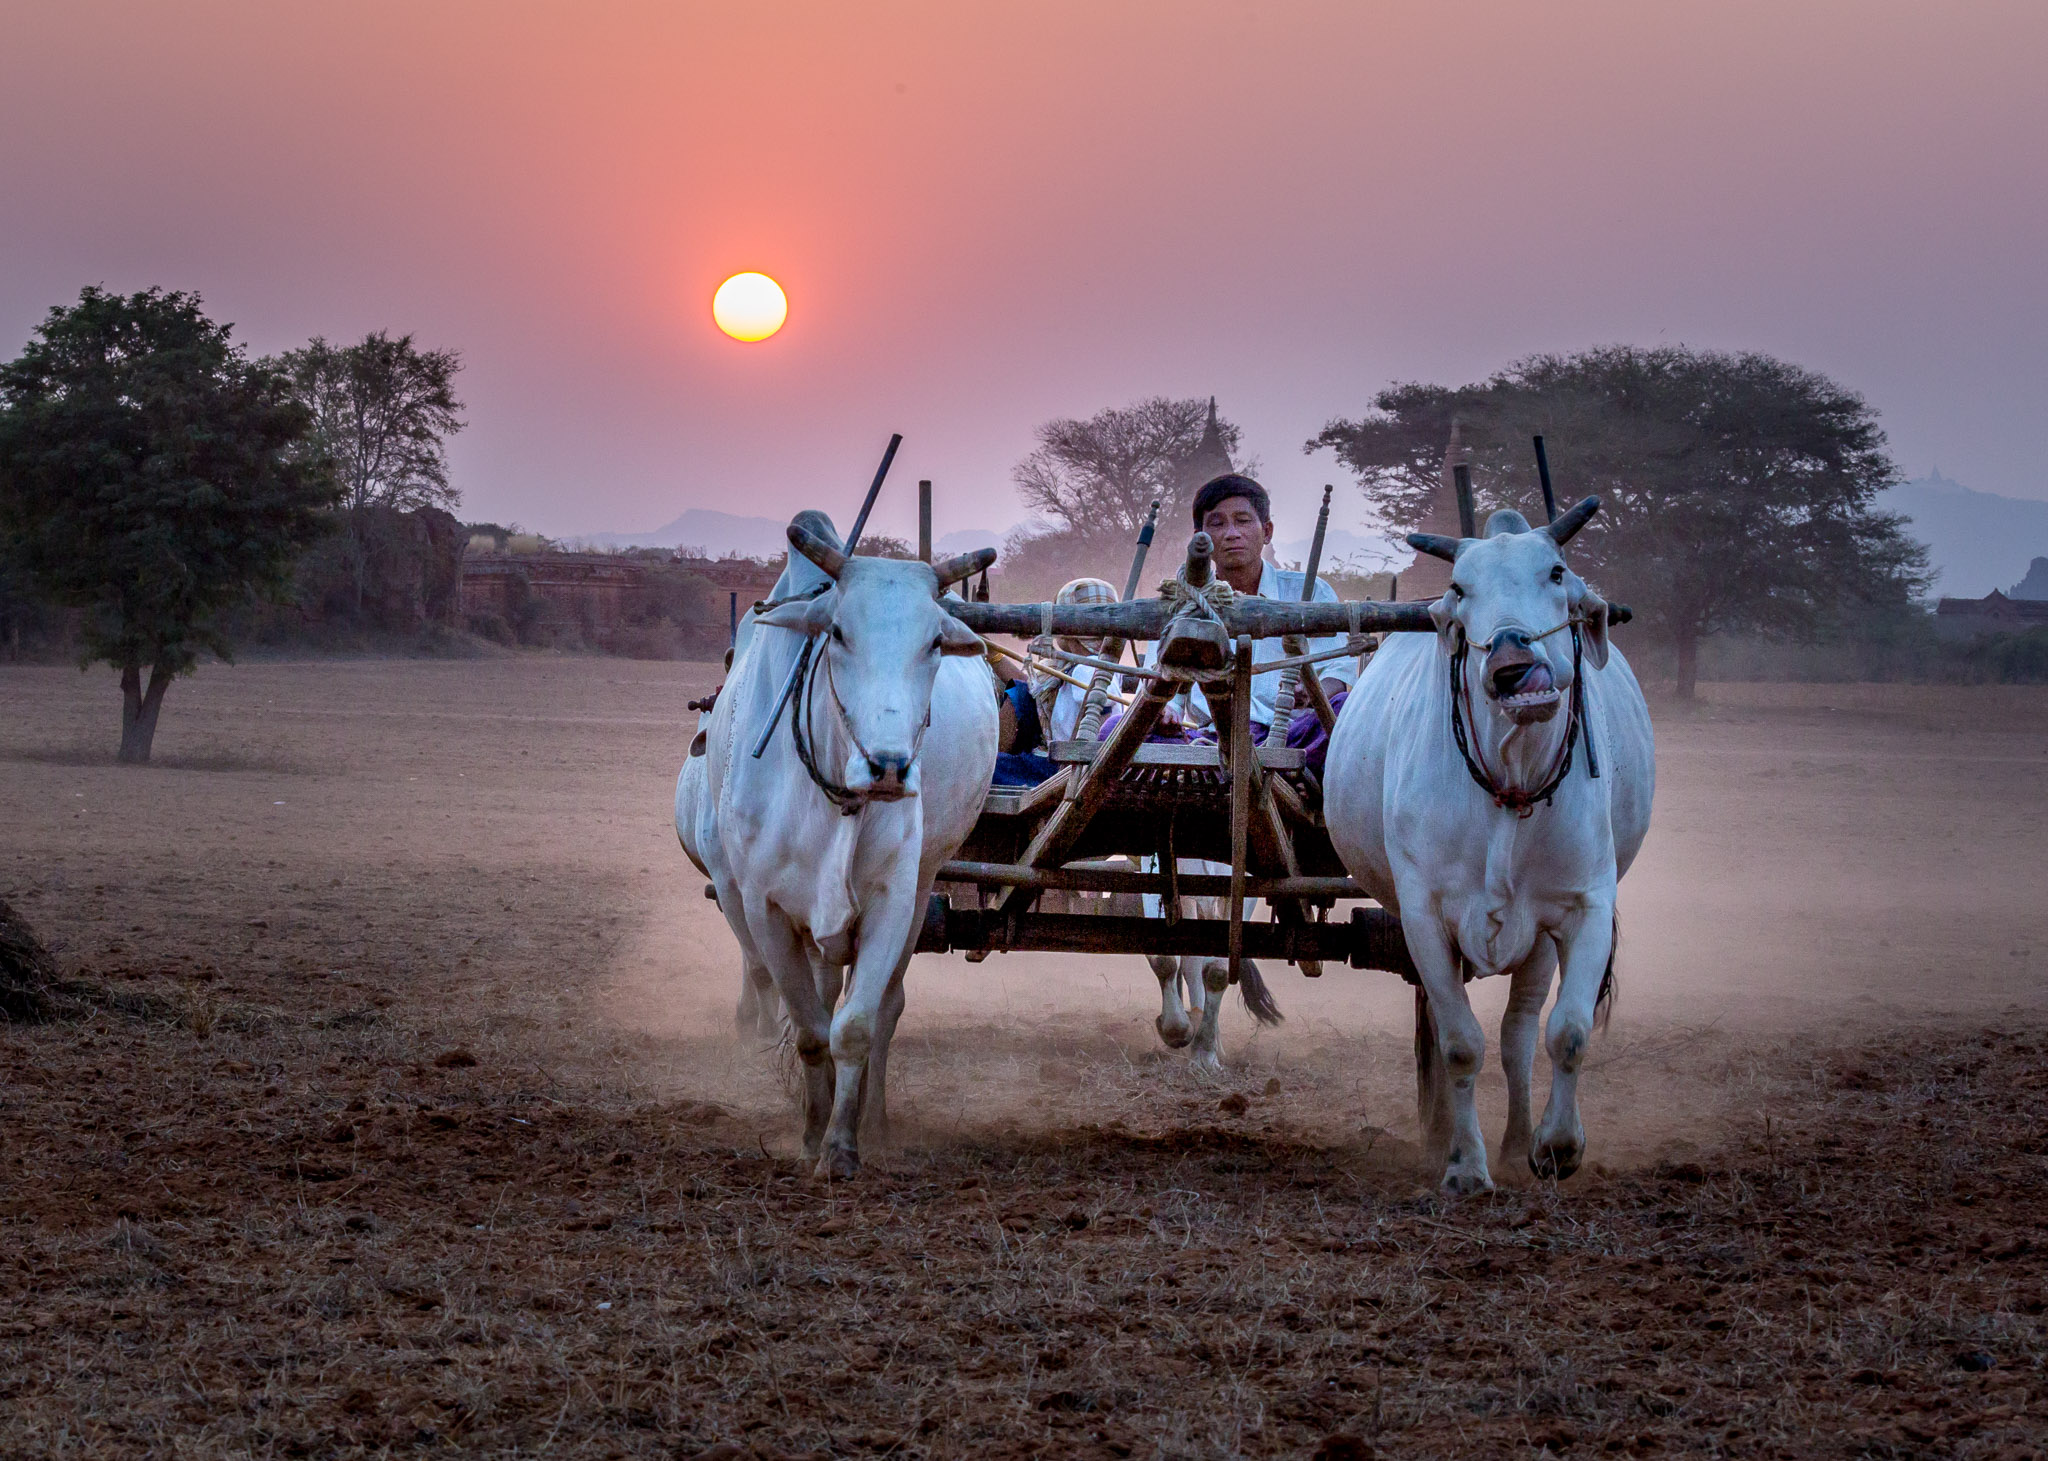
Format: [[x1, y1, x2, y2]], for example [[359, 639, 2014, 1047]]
[[117, 663, 173, 764], [1673, 628, 1700, 702]]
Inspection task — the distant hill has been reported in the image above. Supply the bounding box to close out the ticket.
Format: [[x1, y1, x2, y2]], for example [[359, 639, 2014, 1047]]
[[1273, 526, 1404, 576], [575, 508, 791, 557], [1881, 471, 2048, 599]]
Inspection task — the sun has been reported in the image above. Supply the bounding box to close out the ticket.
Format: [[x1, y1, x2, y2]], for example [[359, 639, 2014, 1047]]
[[712, 272, 787, 342]]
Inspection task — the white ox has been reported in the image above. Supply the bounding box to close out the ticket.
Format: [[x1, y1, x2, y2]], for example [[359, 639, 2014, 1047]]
[[697, 514, 998, 1178], [1324, 499, 1653, 1193]]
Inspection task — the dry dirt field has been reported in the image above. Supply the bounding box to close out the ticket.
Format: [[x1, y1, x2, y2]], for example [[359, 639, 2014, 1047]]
[[2, 657, 2045, 1459]]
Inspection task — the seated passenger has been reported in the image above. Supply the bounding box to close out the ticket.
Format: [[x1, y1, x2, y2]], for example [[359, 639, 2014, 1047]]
[[1134, 474, 1358, 772], [991, 576, 1120, 787]]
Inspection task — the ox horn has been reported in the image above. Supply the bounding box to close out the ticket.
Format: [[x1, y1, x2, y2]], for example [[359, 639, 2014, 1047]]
[[787, 521, 848, 578], [1544, 495, 1601, 547], [932, 546, 997, 589], [1405, 532, 1464, 563]]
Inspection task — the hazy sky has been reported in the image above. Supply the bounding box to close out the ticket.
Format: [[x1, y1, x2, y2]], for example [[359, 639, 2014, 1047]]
[[3, 1, 2044, 547]]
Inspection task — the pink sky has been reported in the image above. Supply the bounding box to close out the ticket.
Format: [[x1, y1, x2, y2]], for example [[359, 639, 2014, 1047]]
[[3, 1, 2044, 544]]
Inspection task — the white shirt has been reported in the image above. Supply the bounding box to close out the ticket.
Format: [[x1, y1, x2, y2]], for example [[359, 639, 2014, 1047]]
[[1145, 560, 1358, 731]]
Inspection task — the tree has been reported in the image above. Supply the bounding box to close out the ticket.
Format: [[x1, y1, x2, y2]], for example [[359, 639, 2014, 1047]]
[[274, 331, 463, 612], [1014, 396, 1243, 541], [1310, 346, 1930, 698], [0, 287, 338, 761]]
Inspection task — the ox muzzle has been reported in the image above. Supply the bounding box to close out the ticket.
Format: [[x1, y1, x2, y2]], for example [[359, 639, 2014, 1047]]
[[1482, 628, 1564, 724]]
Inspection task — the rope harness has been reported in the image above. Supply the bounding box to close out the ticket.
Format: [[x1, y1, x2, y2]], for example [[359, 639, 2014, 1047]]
[[1447, 619, 1597, 818]]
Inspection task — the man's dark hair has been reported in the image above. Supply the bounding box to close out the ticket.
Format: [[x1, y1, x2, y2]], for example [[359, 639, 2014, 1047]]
[[1192, 473, 1270, 528]]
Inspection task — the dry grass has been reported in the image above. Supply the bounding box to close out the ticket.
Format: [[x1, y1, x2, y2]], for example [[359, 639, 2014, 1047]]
[[2, 661, 2045, 1457], [2, 1003, 2045, 1458]]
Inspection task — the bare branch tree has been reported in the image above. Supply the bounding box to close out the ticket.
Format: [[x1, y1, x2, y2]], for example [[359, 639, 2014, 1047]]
[[1013, 396, 1241, 540], [276, 332, 464, 612]]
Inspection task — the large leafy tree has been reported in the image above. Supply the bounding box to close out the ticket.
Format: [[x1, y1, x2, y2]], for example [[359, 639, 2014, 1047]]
[[274, 331, 463, 612], [1311, 346, 1930, 697], [0, 287, 337, 761]]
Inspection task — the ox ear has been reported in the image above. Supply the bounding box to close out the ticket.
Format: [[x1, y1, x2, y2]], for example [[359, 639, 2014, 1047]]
[[757, 588, 835, 636], [937, 613, 984, 657], [1569, 575, 1611, 670], [1428, 590, 1463, 653]]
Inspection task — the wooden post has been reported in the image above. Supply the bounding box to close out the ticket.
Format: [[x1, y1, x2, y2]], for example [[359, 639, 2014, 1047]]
[[1452, 462, 1478, 539], [917, 479, 933, 562], [1226, 636, 1253, 991], [1272, 484, 1334, 730], [1533, 437, 1557, 524], [753, 433, 901, 758]]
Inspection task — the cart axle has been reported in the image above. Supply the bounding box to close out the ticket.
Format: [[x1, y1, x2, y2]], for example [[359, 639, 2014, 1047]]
[[916, 896, 1418, 981]]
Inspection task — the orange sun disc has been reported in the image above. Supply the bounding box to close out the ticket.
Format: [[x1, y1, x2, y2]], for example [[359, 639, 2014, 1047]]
[[712, 272, 787, 341]]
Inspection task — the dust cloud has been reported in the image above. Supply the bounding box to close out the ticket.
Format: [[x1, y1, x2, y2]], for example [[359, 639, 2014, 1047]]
[[1, 658, 2040, 1176], [602, 677, 2048, 1171]]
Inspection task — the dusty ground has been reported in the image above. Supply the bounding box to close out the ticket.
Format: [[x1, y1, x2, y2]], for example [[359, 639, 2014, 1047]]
[[1, 658, 2044, 1458]]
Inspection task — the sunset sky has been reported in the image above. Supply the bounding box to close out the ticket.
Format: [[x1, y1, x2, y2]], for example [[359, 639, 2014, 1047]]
[[3, 1, 2044, 545]]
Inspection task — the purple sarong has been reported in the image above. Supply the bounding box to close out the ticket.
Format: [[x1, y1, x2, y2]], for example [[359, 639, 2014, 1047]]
[[1096, 688, 1349, 775]]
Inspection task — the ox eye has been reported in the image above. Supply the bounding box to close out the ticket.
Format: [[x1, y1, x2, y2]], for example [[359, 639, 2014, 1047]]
[[1550, 564, 1565, 585], [1448, 583, 1464, 598], [929, 635, 943, 654], [830, 624, 845, 644]]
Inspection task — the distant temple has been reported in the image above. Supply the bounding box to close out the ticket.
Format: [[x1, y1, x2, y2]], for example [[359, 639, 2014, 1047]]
[[1934, 557, 2048, 638], [1393, 423, 1469, 600], [1181, 397, 1235, 510]]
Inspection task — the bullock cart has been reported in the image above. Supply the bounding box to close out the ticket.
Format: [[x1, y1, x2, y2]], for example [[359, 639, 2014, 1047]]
[[919, 525, 1428, 988], [918, 503, 1631, 998]]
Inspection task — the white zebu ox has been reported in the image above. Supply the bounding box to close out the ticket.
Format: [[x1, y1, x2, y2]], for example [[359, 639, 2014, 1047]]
[[676, 532, 846, 1041], [1324, 499, 1653, 1193], [698, 516, 998, 1178]]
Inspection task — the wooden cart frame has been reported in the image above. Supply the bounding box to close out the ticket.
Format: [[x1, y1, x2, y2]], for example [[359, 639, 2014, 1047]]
[[916, 526, 1431, 987]]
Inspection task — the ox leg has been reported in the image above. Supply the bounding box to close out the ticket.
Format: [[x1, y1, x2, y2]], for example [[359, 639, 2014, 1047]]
[[1151, 953, 1195, 1049], [736, 955, 782, 1041], [818, 894, 919, 1180], [1499, 937, 1557, 1171], [1188, 956, 1230, 1074], [1531, 905, 1616, 1181], [1402, 910, 1492, 1194], [860, 963, 909, 1143], [754, 918, 836, 1162], [1144, 874, 1195, 1050]]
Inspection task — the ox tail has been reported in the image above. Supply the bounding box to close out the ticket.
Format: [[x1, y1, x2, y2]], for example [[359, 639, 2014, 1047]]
[[1594, 912, 1619, 1033], [1236, 959, 1284, 1026]]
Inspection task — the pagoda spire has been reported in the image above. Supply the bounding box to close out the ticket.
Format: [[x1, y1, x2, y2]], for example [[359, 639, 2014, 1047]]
[[1396, 420, 1469, 598]]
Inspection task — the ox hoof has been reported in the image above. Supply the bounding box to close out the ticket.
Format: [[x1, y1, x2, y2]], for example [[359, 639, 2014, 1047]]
[[814, 1145, 861, 1182], [1529, 1140, 1583, 1181], [1439, 1166, 1494, 1197], [1155, 1015, 1193, 1050], [1188, 1049, 1224, 1077]]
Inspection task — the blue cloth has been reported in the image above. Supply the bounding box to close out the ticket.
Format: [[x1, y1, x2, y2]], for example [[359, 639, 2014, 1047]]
[[993, 750, 1060, 786]]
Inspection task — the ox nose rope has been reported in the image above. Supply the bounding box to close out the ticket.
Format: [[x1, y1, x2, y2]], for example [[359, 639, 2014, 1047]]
[[1448, 621, 1593, 817]]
